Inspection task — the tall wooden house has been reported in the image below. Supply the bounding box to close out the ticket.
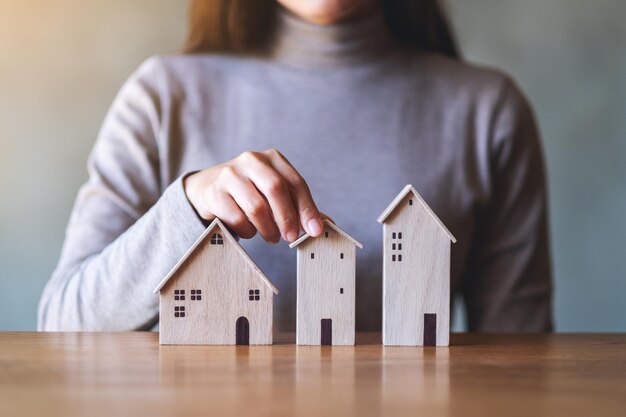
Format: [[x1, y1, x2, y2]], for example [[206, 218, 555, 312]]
[[290, 220, 363, 346], [153, 218, 279, 345], [378, 185, 456, 346]]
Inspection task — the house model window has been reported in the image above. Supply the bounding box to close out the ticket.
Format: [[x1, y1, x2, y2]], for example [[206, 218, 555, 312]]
[[391, 232, 404, 262], [174, 306, 185, 318], [310, 253, 315, 259], [340, 288, 344, 294], [191, 289, 202, 301], [174, 289, 185, 301], [340, 253, 344, 259], [409, 199, 413, 206], [210, 233, 224, 245], [248, 289, 260, 301]]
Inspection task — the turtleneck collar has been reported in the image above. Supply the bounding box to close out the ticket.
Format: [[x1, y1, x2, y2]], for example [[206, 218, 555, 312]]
[[269, 7, 395, 70]]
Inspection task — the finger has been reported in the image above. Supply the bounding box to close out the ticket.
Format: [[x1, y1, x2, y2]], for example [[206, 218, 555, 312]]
[[206, 187, 257, 239], [265, 149, 324, 237], [243, 158, 300, 242], [228, 175, 280, 243]]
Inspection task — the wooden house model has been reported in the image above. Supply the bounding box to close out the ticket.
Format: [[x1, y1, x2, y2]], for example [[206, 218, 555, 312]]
[[153, 218, 279, 345], [289, 219, 363, 346], [378, 185, 456, 346]]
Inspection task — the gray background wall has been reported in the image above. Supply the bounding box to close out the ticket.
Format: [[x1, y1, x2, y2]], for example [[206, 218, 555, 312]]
[[0, 0, 624, 331]]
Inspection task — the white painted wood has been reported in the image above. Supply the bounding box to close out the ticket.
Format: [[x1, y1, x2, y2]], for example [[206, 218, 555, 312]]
[[157, 220, 277, 345], [380, 188, 454, 346], [293, 221, 361, 346]]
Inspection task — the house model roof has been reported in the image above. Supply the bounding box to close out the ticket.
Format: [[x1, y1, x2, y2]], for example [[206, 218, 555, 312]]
[[289, 219, 364, 249], [153, 218, 279, 294], [377, 184, 457, 243]]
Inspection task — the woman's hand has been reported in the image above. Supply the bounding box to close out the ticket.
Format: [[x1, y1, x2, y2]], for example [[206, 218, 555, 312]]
[[184, 149, 324, 243]]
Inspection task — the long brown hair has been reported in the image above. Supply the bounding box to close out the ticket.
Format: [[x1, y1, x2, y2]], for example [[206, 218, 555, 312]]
[[184, 0, 460, 58]]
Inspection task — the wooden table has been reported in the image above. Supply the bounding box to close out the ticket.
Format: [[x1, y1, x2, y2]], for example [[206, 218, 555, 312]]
[[1, 332, 624, 417]]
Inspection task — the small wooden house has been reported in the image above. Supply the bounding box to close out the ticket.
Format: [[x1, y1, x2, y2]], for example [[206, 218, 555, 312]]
[[153, 218, 279, 345], [289, 220, 363, 346], [378, 185, 456, 346]]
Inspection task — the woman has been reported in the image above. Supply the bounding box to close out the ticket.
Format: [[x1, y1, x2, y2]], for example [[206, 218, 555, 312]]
[[38, 0, 553, 332]]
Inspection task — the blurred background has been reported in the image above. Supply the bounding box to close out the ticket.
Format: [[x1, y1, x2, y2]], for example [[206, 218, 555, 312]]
[[0, 0, 624, 331]]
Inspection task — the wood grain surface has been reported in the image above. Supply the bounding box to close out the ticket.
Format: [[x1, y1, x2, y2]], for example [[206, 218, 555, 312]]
[[1, 332, 625, 417]]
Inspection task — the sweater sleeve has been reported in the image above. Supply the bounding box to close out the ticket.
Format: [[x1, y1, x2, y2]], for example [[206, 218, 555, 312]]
[[38, 58, 206, 331], [462, 78, 554, 332]]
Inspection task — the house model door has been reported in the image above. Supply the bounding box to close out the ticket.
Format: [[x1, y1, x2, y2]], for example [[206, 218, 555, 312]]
[[424, 314, 437, 346], [321, 319, 332, 345], [236, 316, 249, 345]]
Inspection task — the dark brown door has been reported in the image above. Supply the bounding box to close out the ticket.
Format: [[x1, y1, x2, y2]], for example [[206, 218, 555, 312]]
[[424, 314, 437, 346], [321, 319, 332, 346], [236, 316, 249, 345]]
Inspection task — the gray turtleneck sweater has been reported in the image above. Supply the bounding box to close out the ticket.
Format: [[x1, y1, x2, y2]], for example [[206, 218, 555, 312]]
[[38, 11, 552, 332]]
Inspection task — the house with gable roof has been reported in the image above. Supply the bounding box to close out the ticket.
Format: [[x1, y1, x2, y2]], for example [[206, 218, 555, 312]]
[[153, 218, 279, 345], [378, 185, 456, 346], [289, 219, 363, 346]]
